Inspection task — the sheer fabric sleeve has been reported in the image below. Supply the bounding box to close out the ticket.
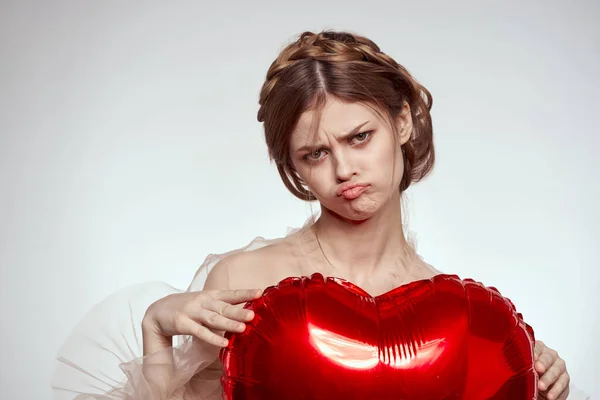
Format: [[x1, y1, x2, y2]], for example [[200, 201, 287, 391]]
[[51, 235, 277, 400], [51, 252, 233, 399], [51, 281, 214, 400]]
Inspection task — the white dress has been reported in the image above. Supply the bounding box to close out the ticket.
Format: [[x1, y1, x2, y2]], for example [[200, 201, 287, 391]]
[[51, 223, 592, 400]]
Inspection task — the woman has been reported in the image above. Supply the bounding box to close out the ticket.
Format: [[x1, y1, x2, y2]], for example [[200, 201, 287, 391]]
[[52, 30, 576, 400]]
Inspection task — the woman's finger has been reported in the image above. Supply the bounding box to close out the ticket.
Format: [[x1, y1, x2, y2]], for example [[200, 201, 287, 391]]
[[534, 340, 545, 360], [198, 307, 247, 333], [535, 348, 557, 374], [538, 358, 566, 391], [546, 372, 570, 400], [213, 289, 263, 305], [178, 316, 229, 347], [208, 298, 255, 322]]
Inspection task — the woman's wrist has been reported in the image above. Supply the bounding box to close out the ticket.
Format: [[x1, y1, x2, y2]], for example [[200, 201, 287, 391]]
[[142, 319, 172, 356]]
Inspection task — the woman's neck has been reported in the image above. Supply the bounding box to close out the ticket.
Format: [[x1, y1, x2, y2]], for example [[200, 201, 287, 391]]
[[312, 193, 414, 286]]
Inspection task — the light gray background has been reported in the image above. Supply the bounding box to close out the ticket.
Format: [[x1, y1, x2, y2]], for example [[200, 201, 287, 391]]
[[1, 1, 598, 398]]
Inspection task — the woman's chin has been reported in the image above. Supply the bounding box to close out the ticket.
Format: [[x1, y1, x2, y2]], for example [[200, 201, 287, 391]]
[[348, 196, 379, 215], [319, 195, 383, 223], [339, 200, 381, 223]]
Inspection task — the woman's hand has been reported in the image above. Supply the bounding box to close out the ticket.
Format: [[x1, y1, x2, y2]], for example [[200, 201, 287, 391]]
[[535, 340, 570, 400], [142, 288, 263, 350], [137, 288, 261, 398]]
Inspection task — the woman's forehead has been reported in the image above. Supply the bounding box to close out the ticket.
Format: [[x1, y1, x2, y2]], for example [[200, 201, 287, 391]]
[[290, 99, 381, 145]]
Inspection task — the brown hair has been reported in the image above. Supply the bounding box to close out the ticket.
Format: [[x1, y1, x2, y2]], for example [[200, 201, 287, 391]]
[[257, 30, 434, 201]]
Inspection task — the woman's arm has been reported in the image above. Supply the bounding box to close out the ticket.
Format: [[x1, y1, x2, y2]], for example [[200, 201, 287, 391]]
[[134, 256, 260, 400]]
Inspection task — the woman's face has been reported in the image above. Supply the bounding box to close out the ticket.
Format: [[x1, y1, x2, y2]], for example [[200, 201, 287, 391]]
[[289, 97, 412, 222]]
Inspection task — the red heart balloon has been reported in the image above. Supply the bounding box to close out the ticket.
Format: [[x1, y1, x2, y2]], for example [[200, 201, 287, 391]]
[[220, 273, 537, 399]]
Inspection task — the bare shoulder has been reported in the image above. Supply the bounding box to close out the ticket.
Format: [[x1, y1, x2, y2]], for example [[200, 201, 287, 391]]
[[203, 234, 300, 292], [405, 258, 444, 282], [424, 262, 443, 276]]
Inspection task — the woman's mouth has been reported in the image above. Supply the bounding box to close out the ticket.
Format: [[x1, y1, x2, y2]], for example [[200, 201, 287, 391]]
[[340, 185, 368, 200]]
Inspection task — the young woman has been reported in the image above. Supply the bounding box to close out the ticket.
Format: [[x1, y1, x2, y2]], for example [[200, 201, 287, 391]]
[[52, 30, 578, 400]]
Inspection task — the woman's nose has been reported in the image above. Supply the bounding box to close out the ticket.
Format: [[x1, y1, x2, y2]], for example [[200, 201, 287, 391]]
[[333, 152, 357, 183]]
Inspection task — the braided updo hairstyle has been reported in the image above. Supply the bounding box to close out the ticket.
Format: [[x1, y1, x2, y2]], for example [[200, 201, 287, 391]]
[[257, 30, 434, 201]]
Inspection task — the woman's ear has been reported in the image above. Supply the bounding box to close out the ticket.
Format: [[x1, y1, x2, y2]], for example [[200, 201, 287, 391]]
[[396, 101, 413, 145]]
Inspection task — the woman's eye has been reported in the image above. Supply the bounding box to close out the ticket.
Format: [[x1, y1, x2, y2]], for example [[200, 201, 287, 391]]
[[305, 149, 325, 161], [353, 131, 371, 143]]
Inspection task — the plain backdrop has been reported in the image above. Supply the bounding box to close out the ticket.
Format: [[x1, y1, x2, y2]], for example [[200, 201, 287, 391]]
[[1, 0, 598, 398]]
